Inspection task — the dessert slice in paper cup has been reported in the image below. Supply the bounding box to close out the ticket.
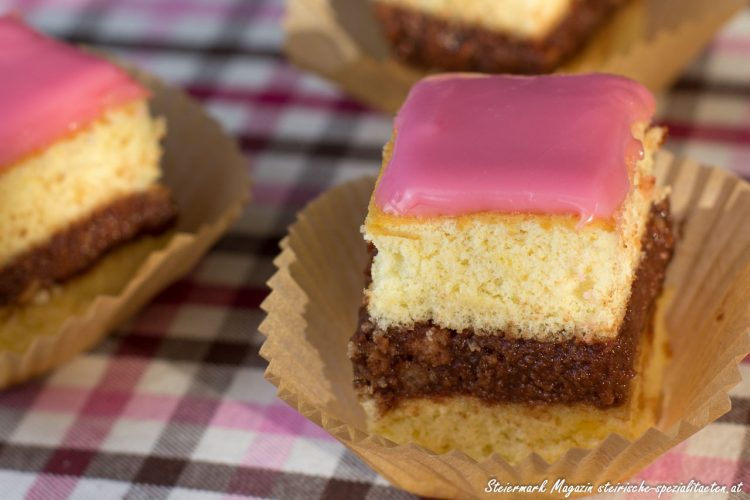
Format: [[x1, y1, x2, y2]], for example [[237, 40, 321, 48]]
[[0, 62, 249, 388], [284, 0, 746, 113], [259, 151, 750, 498]]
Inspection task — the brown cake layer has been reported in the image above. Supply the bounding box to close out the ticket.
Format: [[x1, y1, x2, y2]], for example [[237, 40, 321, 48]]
[[0, 185, 176, 306], [350, 201, 674, 412], [374, 0, 626, 74]]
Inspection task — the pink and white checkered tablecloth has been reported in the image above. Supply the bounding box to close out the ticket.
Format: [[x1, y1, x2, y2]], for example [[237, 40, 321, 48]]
[[1, 1, 749, 498]]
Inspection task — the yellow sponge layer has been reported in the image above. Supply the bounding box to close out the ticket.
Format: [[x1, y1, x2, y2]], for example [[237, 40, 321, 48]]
[[0, 100, 165, 268], [364, 125, 663, 341], [367, 393, 651, 464], [374, 0, 573, 39]]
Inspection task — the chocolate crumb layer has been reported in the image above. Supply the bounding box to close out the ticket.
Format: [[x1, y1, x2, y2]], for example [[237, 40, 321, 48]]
[[374, 0, 626, 74], [350, 201, 675, 412], [0, 185, 176, 305]]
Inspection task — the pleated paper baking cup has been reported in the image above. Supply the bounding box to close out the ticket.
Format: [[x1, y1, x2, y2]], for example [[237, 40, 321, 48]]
[[284, 0, 746, 114], [0, 62, 249, 388], [259, 151, 750, 499]]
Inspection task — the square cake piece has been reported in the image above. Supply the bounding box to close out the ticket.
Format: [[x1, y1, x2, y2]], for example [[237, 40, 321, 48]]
[[349, 73, 675, 463], [0, 16, 176, 305], [373, 0, 627, 73]]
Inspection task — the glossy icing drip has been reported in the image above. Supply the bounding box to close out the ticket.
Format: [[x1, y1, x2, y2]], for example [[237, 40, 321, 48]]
[[0, 15, 147, 171], [374, 73, 655, 221]]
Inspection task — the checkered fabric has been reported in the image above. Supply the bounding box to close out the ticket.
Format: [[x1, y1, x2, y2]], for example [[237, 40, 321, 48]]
[[0, 0, 748, 498]]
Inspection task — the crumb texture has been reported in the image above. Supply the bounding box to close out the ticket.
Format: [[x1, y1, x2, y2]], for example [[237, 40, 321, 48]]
[[365, 393, 650, 464], [0, 186, 175, 305], [352, 201, 674, 410], [364, 127, 663, 341], [0, 100, 165, 268], [362, 289, 671, 464]]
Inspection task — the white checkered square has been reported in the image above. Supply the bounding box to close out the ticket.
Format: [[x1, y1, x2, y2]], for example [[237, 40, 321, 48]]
[[352, 115, 393, 147], [136, 360, 197, 395], [224, 368, 277, 405], [219, 59, 276, 89], [0, 470, 36, 498], [719, 8, 750, 38], [141, 53, 206, 85], [251, 151, 308, 185], [167, 14, 225, 45], [24, 7, 85, 35], [169, 306, 229, 340], [97, 11, 154, 39], [10, 412, 75, 447], [205, 101, 252, 135], [331, 163, 380, 186], [275, 108, 330, 141], [241, 22, 283, 48], [685, 422, 747, 459], [296, 73, 341, 98], [99, 419, 165, 455], [69, 479, 131, 500], [47, 355, 108, 389], [282, 437, 345, 477], [191, 427, 256, 464], [166, 488, 227, 500], [704, 52, 750, 84], [167, 488, 231, 500]]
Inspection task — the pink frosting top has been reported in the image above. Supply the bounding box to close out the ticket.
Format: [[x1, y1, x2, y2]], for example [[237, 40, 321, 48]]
[[374, 73, 655, 221], [0, 15, 147, 171]]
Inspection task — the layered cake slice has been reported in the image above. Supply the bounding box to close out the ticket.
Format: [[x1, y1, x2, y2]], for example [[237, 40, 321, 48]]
[[373, 0, 627, 73], [0, 16, 176, 305], [349, 73, 675, 463]]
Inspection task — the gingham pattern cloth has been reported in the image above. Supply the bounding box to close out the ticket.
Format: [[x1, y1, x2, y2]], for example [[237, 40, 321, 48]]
[[0, 1, 748, 499]]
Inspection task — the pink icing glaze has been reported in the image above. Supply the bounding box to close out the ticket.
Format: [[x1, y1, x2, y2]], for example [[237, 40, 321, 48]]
[[0, 15, 148, 171], [374, 73, 656, 221]]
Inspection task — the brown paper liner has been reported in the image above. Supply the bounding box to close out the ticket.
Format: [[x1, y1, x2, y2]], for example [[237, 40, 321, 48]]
[[259, 151, 750, 498], [284, 0, 746, 114], [0, 63, 250, 388]]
